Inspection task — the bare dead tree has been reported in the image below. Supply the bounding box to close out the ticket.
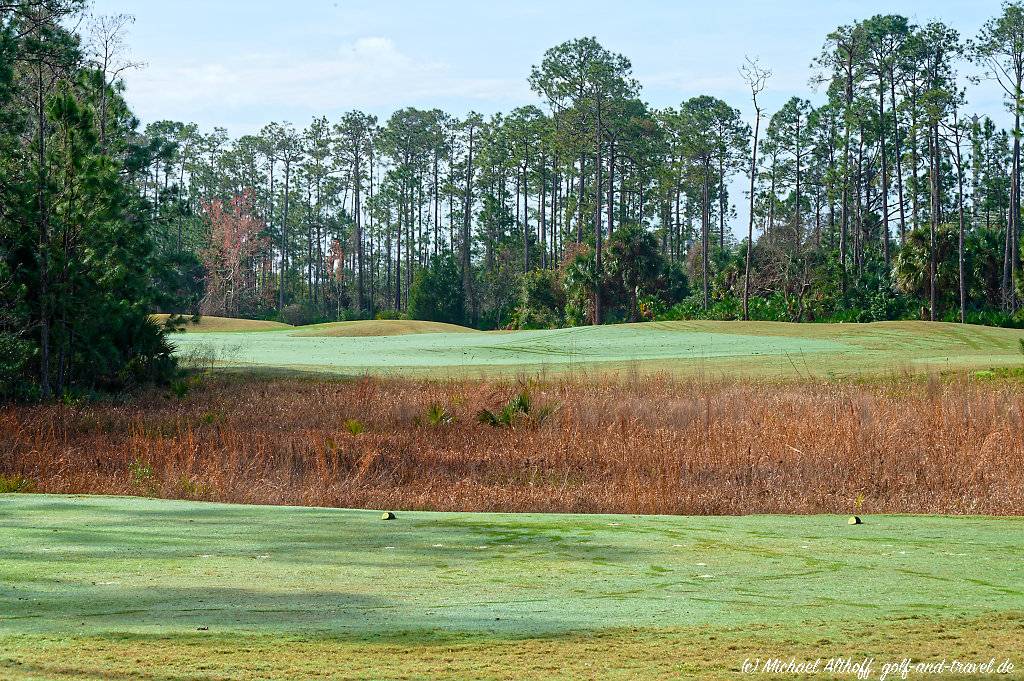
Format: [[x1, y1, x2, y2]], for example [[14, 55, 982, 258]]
[[740, 56, 770, 321], [84, 12, 142, 154]]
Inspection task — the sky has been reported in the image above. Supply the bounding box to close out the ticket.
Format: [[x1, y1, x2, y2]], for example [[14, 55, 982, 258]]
[[90, 0, 1010, 135], [87, 0, 1011, 236]]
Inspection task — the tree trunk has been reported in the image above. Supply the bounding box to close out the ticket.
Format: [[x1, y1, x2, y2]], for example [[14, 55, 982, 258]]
[[36, 63, 51, 398], [593, 102, 603, 325], [702, 167, 710, 310], [279, 162, 291, 310], [540, 153, 547, 269], [744, 98, 762, 321], [523, 140, 530, 271], [607, 141, 615, 238], [929, 123, 938, 322], [355, 153, 364, 313], [1009, 104, 1021, 311], [955, 119, 966, 324], [891, 73, 907, 245], [462, 122, 475, 317], [879, 75, 890, 270]]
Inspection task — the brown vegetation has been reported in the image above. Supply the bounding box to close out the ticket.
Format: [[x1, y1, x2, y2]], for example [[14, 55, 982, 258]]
[[3, 375, 1023, 515]]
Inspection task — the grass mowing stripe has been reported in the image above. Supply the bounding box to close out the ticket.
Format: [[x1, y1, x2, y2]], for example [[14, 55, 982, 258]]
[[2, 615, 1022, 680]]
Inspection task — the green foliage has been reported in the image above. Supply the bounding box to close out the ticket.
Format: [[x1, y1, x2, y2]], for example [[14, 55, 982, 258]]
[[344, 418, 365, 436], [0, 10, 177, 400], [476, 389, 558, 428], [0, 475, 34, 494], [168, 374, 202, 400], [477, 391, 530, 427], [606, 224, 663, 321], [129, 460, 157, 496], [893, 224, 961, 310], [153, 250, 206, 316], [650, 261, 691, 311], [974, 366, 1024, 381], [425, 403, 453, 426], [6, 8, 1024, 401], [562, 244, 599, 326], [278, 303, 325, 327], [408, 254, 466, 326], [199, 411, 223, 425], [513, 269, 566, 329], [0, 332, 34, 400], [177, 475, 211, 500]]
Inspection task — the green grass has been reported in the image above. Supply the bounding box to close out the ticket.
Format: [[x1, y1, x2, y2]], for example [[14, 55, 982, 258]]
[[170, 319, 1024, 379], [0, 495, 1021, 679]]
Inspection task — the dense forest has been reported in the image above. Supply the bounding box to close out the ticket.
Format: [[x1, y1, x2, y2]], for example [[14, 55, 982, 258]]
[[4, 0, 1024, 397]]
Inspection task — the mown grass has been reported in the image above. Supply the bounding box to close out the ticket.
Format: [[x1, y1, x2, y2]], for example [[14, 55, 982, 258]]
[[4, 615, 1022, 680], [169, 320, 1024, 379], [1, 496, 1021, 680], [3, 373, 1023, 514], [2, 497, 1024, 675]]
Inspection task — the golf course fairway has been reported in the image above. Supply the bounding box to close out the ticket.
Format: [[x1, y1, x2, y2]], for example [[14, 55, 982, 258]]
[[1, 495, 1022, 679], [169, 319, 1024, 378]]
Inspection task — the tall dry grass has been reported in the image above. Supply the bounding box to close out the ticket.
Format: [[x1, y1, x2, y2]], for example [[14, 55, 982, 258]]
[[2, 374, 1022, 515]]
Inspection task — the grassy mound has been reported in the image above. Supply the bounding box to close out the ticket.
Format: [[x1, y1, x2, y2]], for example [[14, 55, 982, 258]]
[[291, 319, 479, 337], [1, 495, 1021, 679], [152, 314, 291, 333]]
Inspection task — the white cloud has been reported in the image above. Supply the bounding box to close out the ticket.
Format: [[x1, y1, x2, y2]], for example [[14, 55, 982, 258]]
[[122, 36, 526, 131]]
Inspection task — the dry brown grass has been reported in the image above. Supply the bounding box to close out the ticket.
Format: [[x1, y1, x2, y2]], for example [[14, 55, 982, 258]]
[[3, 374, 1023, 515]]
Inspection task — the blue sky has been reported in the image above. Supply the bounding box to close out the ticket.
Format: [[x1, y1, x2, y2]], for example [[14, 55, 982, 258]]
[[91, 0, 1009, 135]]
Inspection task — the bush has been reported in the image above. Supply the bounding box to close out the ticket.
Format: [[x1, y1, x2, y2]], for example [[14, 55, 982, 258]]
[[513, 269, 566, 329], [408, 254, 465, 325], [0, 474, 34, 493], [278, 303, 322, 327]]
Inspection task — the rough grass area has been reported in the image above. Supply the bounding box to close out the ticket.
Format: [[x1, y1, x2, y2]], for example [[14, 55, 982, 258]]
[[4, 375, 1023, 515], [151, 313, 292, 333], [292, 319, 480, 337], [0, 496, 1021, 680], [170, 320, 1024, 379]]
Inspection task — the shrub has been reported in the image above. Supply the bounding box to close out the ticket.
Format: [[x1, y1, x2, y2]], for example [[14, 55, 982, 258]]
[[0, 474, 34, 493], [477, 389, 558, 428], [425, 403, 453, 426], [279, 303, 321, 327], [178, 476, 211, 499], [129, 460, 157, 496], [513, 269, 566, 329], [408, 254, 465, 325]]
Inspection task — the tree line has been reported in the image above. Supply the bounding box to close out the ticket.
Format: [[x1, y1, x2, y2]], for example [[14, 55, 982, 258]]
[[137, 6, 1024, 331], [4, 1, 1024, 398]]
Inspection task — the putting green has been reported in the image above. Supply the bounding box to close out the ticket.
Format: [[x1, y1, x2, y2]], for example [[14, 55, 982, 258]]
[[170, 319, 1024, 378], [1, 496, 1023, 680]]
